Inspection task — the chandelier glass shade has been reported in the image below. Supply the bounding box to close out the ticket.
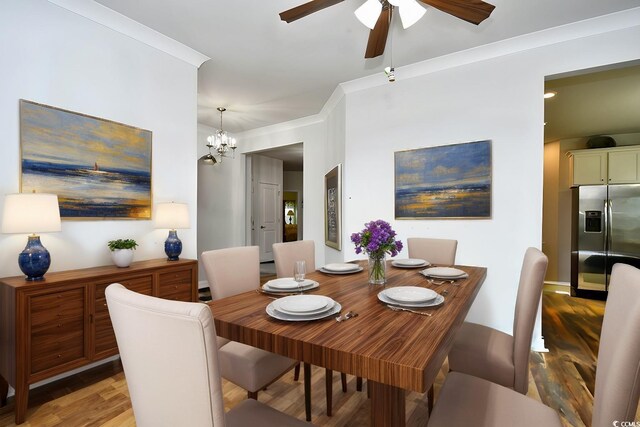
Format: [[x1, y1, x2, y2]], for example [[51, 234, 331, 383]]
[[200, 107, 237, 165]]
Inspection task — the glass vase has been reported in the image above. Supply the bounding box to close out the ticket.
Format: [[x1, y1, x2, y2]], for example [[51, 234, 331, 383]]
[[368, 254, 386, 285]]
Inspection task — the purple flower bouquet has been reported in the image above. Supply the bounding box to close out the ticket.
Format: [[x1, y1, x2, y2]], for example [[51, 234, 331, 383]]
[[351, 220, 403, 285]]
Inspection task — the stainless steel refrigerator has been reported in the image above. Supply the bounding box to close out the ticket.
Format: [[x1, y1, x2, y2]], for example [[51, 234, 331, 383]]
[[571, 184, 640, 297]]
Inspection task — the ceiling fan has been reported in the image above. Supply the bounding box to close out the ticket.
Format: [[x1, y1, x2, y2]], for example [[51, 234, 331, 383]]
[[279, 0, 495, 58]]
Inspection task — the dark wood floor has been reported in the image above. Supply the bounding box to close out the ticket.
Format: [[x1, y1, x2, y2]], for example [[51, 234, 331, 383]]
[[532, 290, 605, 427], [0, 289, 615, 426]]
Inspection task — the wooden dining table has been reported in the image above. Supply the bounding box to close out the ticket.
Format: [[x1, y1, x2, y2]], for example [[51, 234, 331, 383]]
[[208, 261, 487, 426]]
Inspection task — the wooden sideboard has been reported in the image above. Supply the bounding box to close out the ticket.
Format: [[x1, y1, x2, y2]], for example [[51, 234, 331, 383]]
[[0, 258, 198, 424]]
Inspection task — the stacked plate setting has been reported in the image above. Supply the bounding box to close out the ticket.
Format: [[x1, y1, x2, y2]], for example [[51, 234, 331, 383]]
[[266, 295, 341, 321], [391, 258, 430, 268], [319, 263, 363, 274], [420, 267, 468, 280], [378, 286, 444, 308], [262, 277, 319, 293]]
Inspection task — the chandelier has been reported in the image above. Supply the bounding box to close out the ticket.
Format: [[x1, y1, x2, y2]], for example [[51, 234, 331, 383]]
[[200, 107, 237, 165]]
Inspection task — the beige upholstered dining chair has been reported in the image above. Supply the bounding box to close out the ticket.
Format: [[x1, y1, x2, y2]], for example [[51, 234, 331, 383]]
[[407, 237, 458, 265], [447, 247, 548, 394], [201, 246, 299, 400], [272, 240, 349, 417], [429, 262, 640, 427], [105, 283, 311, 427], [273, 240, 316, 278]]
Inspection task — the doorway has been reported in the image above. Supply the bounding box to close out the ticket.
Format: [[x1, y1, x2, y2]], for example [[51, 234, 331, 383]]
[[542, 62, 640, 295], [246, 143, 304, 261]]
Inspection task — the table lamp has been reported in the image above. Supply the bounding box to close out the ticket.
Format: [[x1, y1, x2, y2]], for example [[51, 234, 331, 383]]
[[287, 209, 295, 224], [154, 202, 190, 261], [1, 193, 61, 281]]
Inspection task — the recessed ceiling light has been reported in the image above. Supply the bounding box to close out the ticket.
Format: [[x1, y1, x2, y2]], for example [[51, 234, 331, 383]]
[[544, 91, 557, 99]]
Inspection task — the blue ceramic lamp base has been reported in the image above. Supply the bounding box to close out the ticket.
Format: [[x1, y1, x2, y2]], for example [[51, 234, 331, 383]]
[[18, 235, 51, 281], [164, 230, 182, 261]]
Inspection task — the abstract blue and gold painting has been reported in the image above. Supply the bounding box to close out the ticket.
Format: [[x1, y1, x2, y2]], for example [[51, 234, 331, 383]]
[[20, 100, 152, 219], [395, 140, 491, 219]]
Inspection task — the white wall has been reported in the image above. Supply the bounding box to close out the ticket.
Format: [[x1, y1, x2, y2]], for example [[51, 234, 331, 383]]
[[0, 0, 199, 277], [345, 55, 544, 333], [197, 123, 245, 283]]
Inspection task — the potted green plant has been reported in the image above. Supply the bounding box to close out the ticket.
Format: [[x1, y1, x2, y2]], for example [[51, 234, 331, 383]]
[[107, 239, 138, 268]]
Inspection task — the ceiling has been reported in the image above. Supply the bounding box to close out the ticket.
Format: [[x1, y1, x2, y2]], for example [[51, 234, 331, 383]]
[[94, 0, 640, 134], [544, 63, 640, 143]]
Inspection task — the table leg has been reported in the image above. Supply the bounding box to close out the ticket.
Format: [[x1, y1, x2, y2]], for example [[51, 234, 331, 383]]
[[325, 369, 333, 416], [0, 375, 7, 407], [304, 363, 311, 422], [369, 381, 405, 427]]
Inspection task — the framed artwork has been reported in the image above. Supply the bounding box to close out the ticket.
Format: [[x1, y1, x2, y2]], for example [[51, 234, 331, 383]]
[[395, 140, 492, 219], [324, 163, 342, 250], [20, 100, 152, 219]]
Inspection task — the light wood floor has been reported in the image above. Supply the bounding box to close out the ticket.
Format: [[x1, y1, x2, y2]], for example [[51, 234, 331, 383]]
[[0, 290, 613, 426]]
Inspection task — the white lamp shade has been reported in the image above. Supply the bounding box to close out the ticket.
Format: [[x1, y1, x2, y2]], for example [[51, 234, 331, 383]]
[[154, 202, 190, 229], [1, 193, 61, 234], [355, 0, 382, 29], [397, 0, 425, 29]]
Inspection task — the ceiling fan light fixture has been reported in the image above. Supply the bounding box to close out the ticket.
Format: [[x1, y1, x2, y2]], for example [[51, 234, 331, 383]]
[[355, 0, 382, 30], [396, 0, 426, 29]]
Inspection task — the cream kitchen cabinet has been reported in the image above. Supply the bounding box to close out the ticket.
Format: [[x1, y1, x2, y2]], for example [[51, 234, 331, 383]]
[[570, 146, 640, 186]]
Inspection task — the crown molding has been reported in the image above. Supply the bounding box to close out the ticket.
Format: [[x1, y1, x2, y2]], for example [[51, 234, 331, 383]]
[[48, 0, 209, 68]]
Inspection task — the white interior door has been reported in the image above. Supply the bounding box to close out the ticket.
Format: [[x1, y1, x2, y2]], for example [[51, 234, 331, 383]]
[[257, 182, 280, 261]]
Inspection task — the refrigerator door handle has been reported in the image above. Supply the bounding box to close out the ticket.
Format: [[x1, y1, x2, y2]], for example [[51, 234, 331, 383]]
[[607, 198, 613, 252], [604, 199, 609, 252]]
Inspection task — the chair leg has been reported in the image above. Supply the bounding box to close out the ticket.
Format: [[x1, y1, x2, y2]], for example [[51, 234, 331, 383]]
[[304, 363, 311, 422], [356, 376, 363, 392], [325, 369, 333, 416], [427, 385, 434, 415], [248, 391, 258, 400], [341, 373, 347, 392], [294, 362, 300, 381]]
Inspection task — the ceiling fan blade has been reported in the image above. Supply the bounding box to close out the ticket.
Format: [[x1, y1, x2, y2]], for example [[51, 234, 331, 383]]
[[280, 0, 345, 23], [365, 6, 392, 59], [418, 0, 495, 25]]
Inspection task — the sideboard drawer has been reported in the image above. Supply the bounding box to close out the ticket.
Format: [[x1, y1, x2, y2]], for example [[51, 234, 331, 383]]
[[95, 276, 153, 315], [158, 281, 192, 301], [95, 275, 153, 300], [29, 289, 84, 327], [94, 315, 117, 356], [159, 269, 192, 285], [30, 319, 86, 374], [158, 268, 193, 301]]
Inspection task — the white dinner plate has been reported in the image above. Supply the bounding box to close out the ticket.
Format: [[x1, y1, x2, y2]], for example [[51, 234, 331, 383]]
[[391, 259, 429, 268], [274, 295, 333, 314], [323, 263, 361, 272], [266, 301, 342, 321], [262, 281, 319, 293], [378, 290, 445, 308], [420, 267, 468, 279], [319, 266, 364, 275], [265, 278, 315, 290], [384, 286, 437, 304]]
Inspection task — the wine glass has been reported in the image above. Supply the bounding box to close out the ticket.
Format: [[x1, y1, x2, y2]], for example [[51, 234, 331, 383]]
[[294, 260, 306, 294]]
